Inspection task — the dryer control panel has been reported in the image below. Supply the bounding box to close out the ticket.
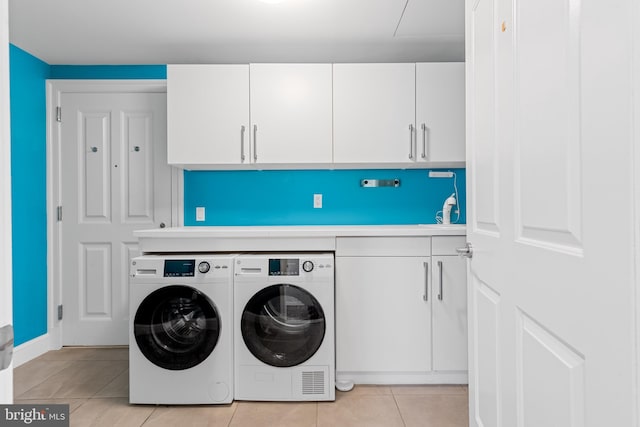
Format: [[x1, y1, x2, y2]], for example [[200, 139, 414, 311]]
[[235, 253, 334, 281]]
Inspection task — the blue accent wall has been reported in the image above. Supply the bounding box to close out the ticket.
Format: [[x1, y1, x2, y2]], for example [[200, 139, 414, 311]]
[[9, 46, 166, 346], [8, 48, 466, 346], [184, 169, 465, 225], [10, 45, 50, 345], [50, 65, 166, 79]]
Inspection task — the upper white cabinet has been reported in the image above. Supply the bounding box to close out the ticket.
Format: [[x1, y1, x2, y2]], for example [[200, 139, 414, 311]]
[[249, 64, 333, 164], [333, 63, 416, 164], [416, 63, 465, 163], [167, 65, 249, 166], [167, 62, 465, 169]]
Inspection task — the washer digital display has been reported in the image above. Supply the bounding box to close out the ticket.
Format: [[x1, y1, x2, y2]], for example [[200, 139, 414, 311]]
[[163, 260, 195, 277], [269, 259, 299, 276]]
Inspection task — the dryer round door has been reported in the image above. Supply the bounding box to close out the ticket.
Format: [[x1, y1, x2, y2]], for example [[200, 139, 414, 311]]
[[240, 284, 326, 368], [134, 285, 220, 370]]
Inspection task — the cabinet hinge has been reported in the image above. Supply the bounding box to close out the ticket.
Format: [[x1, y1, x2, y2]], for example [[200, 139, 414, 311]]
[[57, 304, 63, 321], [56, 106, 62, 122], [57, 206, 63, 222]]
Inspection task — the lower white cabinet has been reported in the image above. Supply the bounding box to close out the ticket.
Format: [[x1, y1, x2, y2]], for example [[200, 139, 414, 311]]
[[432, 254, 468, 371], [336, 255, 432, 376], [335, 236, 467, 384]]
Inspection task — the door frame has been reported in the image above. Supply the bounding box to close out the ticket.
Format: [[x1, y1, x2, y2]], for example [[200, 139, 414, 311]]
[[0, 0, 13, 402], [45, 80, 182, 352], [634, 0, 640, 419]]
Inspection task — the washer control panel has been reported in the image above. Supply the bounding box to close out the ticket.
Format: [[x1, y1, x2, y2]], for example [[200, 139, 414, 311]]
[[131, 255, 236, 280]]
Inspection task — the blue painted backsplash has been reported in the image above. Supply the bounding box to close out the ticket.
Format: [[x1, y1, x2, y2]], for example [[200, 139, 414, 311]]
[[184, 168, 465, 226]]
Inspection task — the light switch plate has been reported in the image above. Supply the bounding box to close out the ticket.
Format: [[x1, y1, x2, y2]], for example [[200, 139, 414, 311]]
[[196, 207, 205, 221], [314, 194, 322, 209]]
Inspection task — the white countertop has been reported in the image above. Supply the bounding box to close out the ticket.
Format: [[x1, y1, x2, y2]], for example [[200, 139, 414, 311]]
[[134, 225, 466, 253], [134, 224, 466, 238]]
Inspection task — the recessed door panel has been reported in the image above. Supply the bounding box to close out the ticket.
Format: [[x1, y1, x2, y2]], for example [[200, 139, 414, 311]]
[[123, 112, 153, 222], [515, 0, 582, 254], [80, 112, 111, 223], [470, 0, 499, 235], [517, 311, 585, 427], [80, 242, 112, 318], [473, 277, 501, 427]]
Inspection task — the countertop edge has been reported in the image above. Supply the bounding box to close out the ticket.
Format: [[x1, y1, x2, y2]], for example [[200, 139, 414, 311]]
[[133, 225, 467, 238]]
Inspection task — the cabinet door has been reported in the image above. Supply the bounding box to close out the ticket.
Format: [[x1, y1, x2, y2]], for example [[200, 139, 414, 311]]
[[333, 63, 416, 163], [431, 255, 468, 371], [336, 256, 431, 374], [167, 65, 249, 165], [416, 63, 466, 162], [249, 64, 333, 164]]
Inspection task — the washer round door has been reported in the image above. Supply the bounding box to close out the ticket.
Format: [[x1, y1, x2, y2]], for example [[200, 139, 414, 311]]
[[134, 285, 220, 370], [241, 284, 326, 368]]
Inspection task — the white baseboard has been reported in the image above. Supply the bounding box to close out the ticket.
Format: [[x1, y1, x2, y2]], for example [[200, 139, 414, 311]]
[[336, 371, 468, 385], [13, 334, 55, 367]]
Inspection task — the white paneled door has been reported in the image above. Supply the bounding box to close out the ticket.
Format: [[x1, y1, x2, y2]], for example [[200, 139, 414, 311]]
[[58, 88, 172, 345], [466, 0, 637, 426]]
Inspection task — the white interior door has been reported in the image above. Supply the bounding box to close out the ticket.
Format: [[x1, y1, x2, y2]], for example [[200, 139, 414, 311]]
[[0, 0, 13, 403], [466, 0, 637, 426], [59, 89, 172, 345]]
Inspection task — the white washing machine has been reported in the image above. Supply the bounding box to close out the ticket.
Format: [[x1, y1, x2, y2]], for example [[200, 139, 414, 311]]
[[234, 253, 335, 401], [129, 254, 235, 404]]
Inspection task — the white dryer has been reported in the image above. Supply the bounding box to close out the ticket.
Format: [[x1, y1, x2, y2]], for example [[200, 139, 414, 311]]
[[234, 253, 335, 401], [129, 254, 235, 404]]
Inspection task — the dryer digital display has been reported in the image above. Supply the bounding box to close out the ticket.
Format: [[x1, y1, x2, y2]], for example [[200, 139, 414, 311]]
[[164, 260, 195, 277], [269, 259, 299, 276]]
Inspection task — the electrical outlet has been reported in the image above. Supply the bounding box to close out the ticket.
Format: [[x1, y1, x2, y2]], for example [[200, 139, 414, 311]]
[[196, 207, 205, 221], [314, 194, 323, 209]]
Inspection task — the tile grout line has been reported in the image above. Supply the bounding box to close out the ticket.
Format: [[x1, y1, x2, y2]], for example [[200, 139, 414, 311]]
[[391, 391, 408, 427], [226, 401, 240, 427]]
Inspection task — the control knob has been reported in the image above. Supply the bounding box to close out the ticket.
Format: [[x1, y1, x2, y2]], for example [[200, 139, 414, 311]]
[[198, 261, 211, 274], [302, 261, 314, 272]]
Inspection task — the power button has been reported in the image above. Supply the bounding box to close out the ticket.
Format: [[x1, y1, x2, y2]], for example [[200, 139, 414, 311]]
[[198, 261, 211, 274], [302, 261, 314, 272]]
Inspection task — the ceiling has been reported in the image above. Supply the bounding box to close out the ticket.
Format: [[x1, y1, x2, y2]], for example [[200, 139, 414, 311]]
[[8, 0, 464, 65]]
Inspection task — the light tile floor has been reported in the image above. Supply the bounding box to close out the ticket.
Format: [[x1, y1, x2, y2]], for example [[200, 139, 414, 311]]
[[14, 347, 469, 427]]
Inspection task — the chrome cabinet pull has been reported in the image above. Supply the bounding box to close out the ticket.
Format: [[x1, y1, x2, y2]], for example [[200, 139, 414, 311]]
[[423, 261, 429, 301], [438, 260, 443, 300], [240, 125, 246, 162], [421, 123, 427, 159], [253, 124, 258, 162], [409, 124, 415, 159]]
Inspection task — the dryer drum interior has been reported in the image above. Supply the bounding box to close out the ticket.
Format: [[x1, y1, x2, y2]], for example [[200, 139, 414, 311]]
[[134, 285, 220, 370], [241, 284, 325, 368]]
